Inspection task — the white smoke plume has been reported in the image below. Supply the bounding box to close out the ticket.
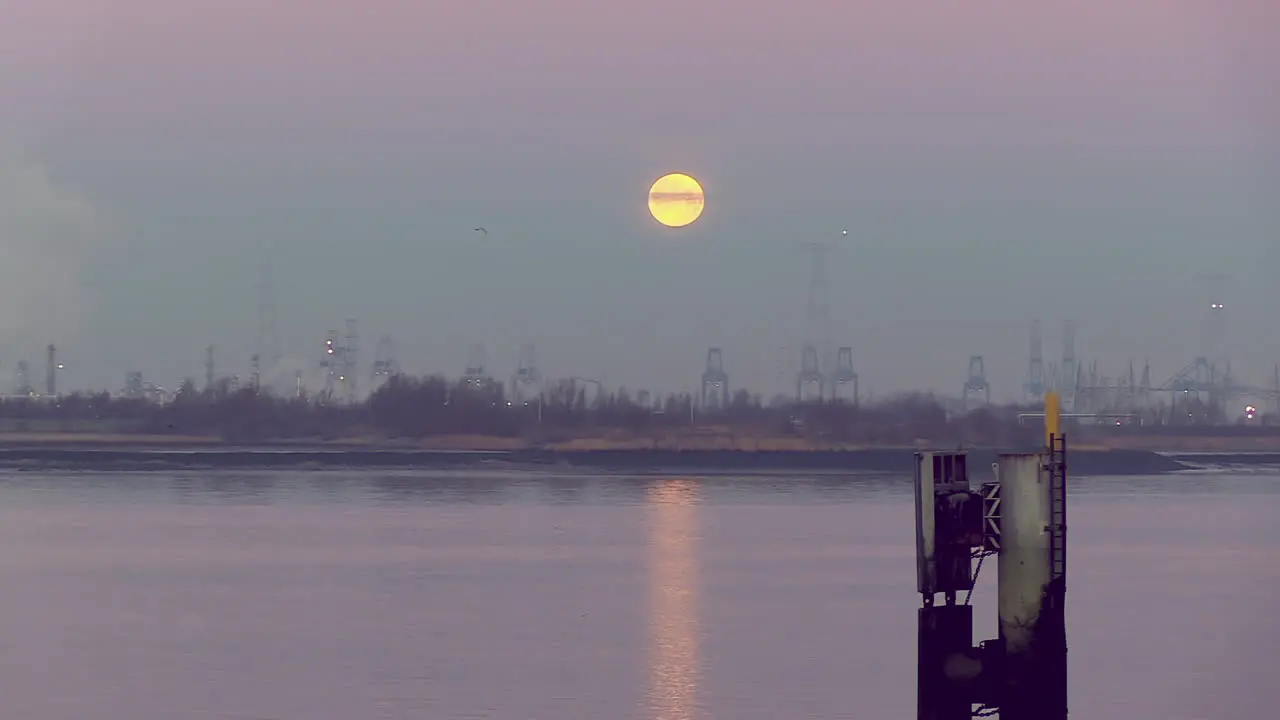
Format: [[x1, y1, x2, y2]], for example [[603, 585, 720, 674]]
[[0, 150, 105, 354]]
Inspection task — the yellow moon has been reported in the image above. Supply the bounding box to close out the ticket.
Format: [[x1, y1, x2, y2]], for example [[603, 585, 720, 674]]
[[648, 173, 705, 228]]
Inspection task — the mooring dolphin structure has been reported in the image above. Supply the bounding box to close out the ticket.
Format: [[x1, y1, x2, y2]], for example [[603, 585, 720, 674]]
[[914, 392, 1068, 720]]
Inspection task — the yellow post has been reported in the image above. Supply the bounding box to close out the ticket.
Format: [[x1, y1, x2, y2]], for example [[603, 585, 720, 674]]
[[1044, 391, 1061, 448]]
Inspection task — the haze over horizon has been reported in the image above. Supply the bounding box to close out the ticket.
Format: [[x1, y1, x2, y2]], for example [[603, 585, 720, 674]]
[[2, 0, 1276, 401]]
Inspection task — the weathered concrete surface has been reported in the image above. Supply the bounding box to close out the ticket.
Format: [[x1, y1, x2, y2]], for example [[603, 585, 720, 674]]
[[995, 453, 1068, 720]]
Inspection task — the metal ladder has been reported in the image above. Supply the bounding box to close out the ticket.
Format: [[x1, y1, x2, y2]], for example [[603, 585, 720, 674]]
[[1047, 434, 1068, 580]]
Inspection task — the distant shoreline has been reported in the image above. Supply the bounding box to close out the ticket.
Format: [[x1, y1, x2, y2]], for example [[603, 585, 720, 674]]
[[0, 445, 1237, 476], [0, 431, 1278, 476]]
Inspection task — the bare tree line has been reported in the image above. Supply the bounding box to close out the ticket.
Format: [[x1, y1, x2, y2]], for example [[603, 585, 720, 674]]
[[0, 373, 1273, 445]]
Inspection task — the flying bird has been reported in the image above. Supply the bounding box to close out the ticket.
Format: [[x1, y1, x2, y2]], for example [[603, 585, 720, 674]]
[[473, 227, 488, 236]]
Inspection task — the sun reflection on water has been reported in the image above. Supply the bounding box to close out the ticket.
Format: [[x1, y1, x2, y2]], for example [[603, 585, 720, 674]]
[[647, 478, 700, 720]]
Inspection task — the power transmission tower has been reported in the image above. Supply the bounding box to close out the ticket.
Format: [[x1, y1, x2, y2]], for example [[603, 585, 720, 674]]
[[805, 241, 831, 362], [798, 240, 834, 399], [511, 343, 541, 402], [257, 248, 281, 371], [205, 345, 216, 391], [700, 347, 729, 409]]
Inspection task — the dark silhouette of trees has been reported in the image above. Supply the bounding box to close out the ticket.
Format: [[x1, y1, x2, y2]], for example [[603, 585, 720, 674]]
[[0, 372, 1270, 446], [368, 375, 517, 437]]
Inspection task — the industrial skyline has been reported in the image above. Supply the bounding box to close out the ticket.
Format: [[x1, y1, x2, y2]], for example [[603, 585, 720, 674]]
[[1, 238, 1274, 410], [2, 1, 1275, 403], [8, 299, 1278, 421]]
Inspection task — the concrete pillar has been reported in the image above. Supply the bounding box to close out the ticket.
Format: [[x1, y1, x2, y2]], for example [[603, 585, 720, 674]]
[[996, 452, 1067, 720]]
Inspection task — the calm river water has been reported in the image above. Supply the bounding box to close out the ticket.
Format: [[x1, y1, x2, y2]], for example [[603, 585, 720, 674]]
[[0, 469, 1275, 719]]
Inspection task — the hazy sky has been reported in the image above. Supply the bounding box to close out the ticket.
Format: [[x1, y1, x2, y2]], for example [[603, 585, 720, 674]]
[[2, 0, 1276, 400]]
